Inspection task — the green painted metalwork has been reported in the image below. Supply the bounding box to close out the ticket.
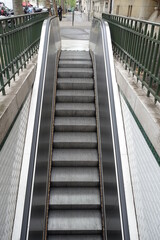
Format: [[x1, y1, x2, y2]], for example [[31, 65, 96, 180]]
[[0, 12, 49, 95], [103, 14, 160, 103]]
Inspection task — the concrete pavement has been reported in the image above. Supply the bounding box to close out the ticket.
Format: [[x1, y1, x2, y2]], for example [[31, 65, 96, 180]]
[[60, 11, 91, 28], [59, 11, 91, 51]]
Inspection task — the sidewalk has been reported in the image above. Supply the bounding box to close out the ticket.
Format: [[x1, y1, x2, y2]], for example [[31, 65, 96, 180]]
[[59, 11, 91, 50], [60, 11, 91, 28]]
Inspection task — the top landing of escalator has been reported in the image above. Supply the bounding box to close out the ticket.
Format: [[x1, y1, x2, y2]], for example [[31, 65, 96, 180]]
[[59, 11, 91, 51], [59, 11, 91, 28]]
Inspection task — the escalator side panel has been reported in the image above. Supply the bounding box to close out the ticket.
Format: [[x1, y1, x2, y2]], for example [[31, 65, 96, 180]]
[[28, 19, 61, 239], [21, 17, 61, 240], [89, 18, 130, 240]]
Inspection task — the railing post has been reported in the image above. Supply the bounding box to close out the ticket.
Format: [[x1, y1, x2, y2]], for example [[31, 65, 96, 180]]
[[72, 10, 74, 26]]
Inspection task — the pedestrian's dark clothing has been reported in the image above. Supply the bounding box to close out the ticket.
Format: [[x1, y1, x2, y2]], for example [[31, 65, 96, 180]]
[[58, 6, 63, 21], [24, 6, 29, 14], [0, 7, 7, 16]]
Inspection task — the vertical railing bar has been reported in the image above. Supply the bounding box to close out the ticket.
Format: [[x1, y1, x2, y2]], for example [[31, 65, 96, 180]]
[[102, 13, 160, 103], [0, 12, 49, 94], [133, 23, 140, 73], [125, 19, 129, 69], [146, 25, 155, 70], [10, 33, 15, 79], [136, 22, 143, 65], [129, 21, 134, 67], [0, 63, 5, 95], [0, 37, 5, 71], [155, 49, 160, 77], [3, 36, 10, 83], [140, 24, 148, 67]]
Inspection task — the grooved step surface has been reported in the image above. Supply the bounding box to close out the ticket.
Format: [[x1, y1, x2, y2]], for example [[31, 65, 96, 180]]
[[53, 132, 97, 148], [57, 78, 94, 90], [51, 167, 99, 187], [47, 50, 103, 239], [52, 149, 98, 166], [59, 60, 92, 68], [56, 90, 94, 103], [58, 68, 93, 78], [49, 187, 100, 209], [60, 51, 90, 56], [60, 55, 91, 61], [56, 103, 95, 117], [48, 210, 102, 233], [54, 117, 96, 132], [48, 235, 103, 240]]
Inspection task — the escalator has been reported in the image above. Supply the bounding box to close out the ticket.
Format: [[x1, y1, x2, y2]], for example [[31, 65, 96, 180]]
[[47, 50, 102, 239], [18, 16, 132, 240]]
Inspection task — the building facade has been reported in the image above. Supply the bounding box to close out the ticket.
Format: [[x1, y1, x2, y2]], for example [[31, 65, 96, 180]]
[[85, 0, 159, 20], [112, 0, 157, 19]]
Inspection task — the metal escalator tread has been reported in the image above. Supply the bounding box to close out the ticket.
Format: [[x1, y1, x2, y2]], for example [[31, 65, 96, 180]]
[[55, 102, 95, 117], [59, 51, 91, 61], [47, 50, 102, 239], [57, 78, 94, 90], [58, 60, 92, 68], [52, 148, 98, 166], [50, 167, 99, 187], [53, 132, 97, 148], [48, 235, 103, 240], [48, 209, 102, 233], [49, 187, 100, 209], [54, 117, 96, 132], [58, 68, 93, 78], [46, 50, 123, 239], [56, 90, 95, 103]]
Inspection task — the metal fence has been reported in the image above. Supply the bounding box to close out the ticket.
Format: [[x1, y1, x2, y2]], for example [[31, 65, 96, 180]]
[[103, 14, 160, 103], [0, 12, 49, 95]]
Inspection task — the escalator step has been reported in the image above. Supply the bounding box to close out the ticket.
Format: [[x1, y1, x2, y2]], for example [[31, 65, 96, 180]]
[[59, 55, 91, 61], [54, 117, 96, 132], [59, 60, 92, 68], [58, 68, 93, 78], [50, 167, 99, 187], [52, 149, 98, 166], [55, 103, 95, 117], [48, 210, 102, 234], [57, 78, 94, 90], [60, 50, 90, 56], [49, 187, 100, 209], [53, 132, 97, 148], [48, 235, 103, 240], [56, 90, 94, 103], [60, 54, 91, 61]]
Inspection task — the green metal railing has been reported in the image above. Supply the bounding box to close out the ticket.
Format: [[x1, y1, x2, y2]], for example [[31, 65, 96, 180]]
[[0, 12, 49, 95], [103, 14, 160, 103]]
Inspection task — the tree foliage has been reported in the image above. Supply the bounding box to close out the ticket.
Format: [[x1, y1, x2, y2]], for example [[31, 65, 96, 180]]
[[56, 0, 76, 11], [67, 0, 76, 8]]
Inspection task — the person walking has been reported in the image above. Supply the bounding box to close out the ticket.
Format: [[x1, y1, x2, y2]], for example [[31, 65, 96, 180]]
[[58, 5, 63, 21]]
